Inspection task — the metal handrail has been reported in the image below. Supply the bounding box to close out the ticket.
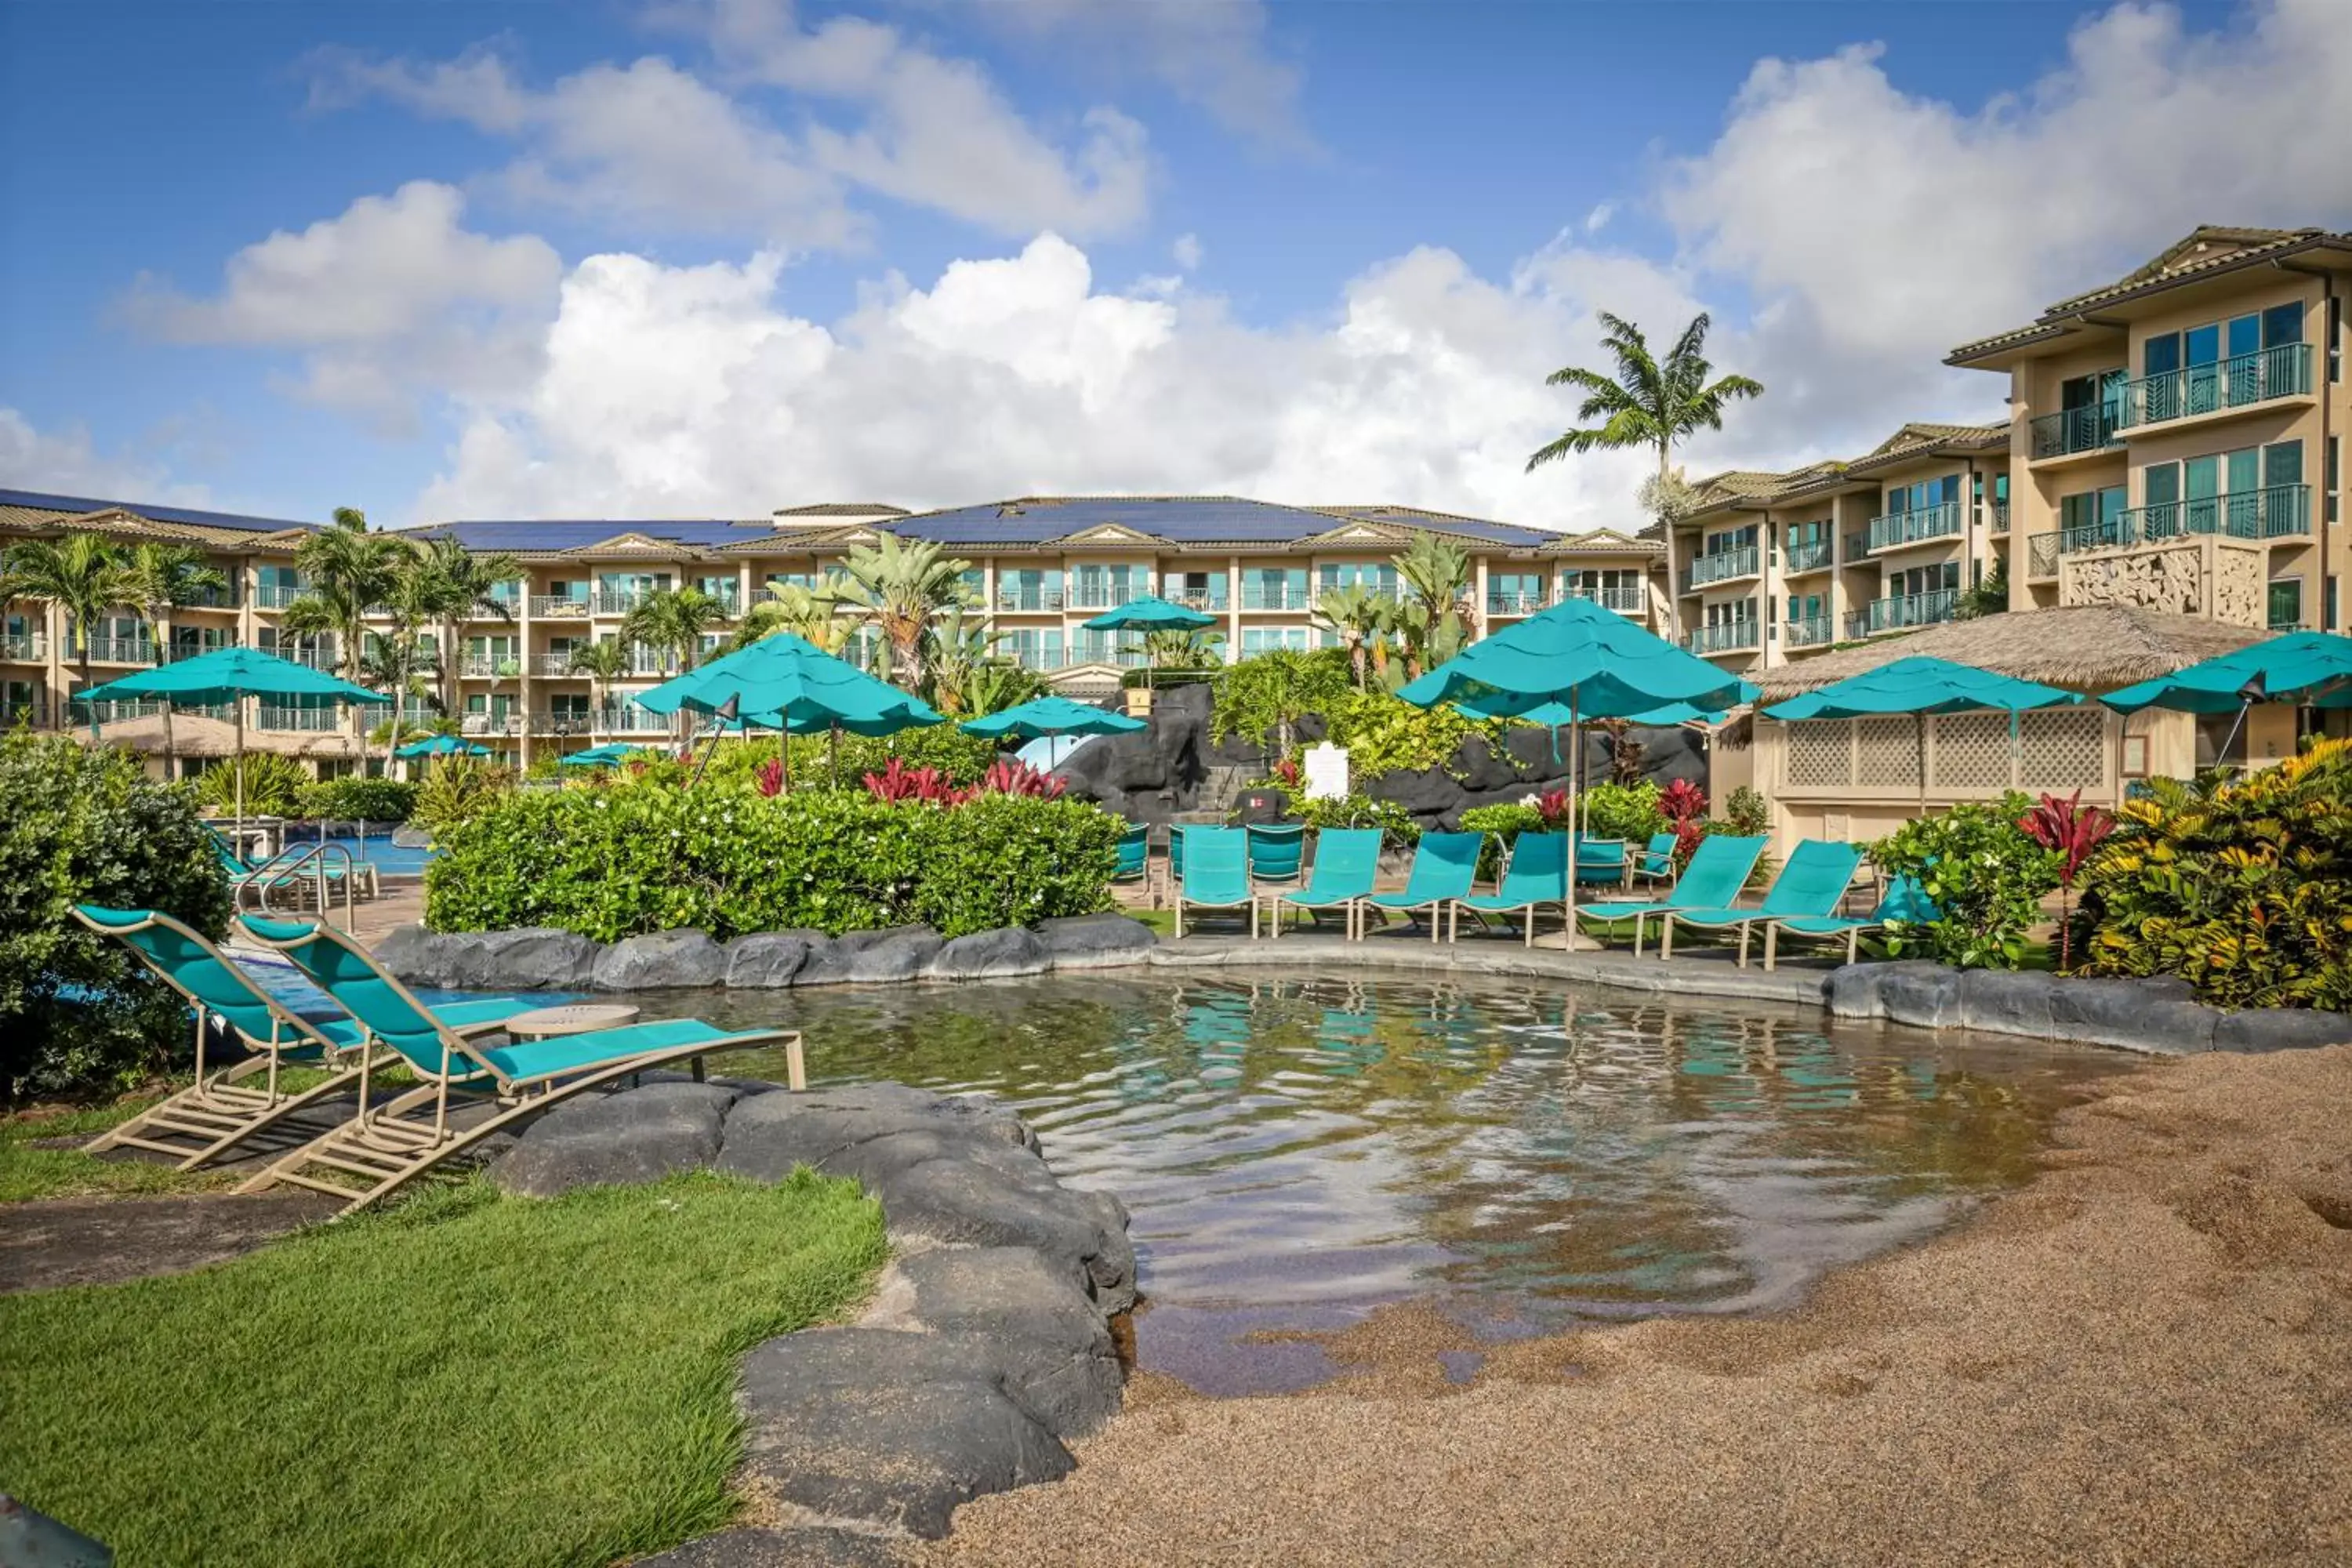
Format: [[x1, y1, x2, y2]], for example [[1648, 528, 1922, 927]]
[[240, 840, 366, 926]]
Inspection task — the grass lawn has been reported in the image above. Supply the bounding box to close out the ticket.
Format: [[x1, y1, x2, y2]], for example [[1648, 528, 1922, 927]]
[[0, 1091, 230, 1204], [0, 1168, 887, 1567]]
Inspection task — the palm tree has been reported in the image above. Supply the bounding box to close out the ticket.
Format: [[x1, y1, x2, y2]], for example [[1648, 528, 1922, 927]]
[[281, 506, 406, 775], [725, 582, 841, 653], [1526, 312, 1763, 641], [620, 586, 728, 739], [921, 606, 1004, 715], [1, 532, 132, 727], [413, 536, 523, 717], [118, 542, 229, 777], [1391, 534, 1472, 678], [829, 535, 975, 688], [1310, 583, 1396, 691], [567, 637, 633, 727]]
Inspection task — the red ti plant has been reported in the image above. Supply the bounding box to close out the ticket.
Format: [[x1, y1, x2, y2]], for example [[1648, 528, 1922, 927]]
[[862, 757, 946, 804], [753, 756, 785, 797], [1271, 756, 1303, 789], [1534, 788, 1572, 829], [1657, 777, 1710, 866], [2018, 789, 2115, 971], [976, 758, 1066, 799]]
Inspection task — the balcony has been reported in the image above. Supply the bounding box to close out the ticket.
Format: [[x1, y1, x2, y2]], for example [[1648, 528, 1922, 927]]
[[2117, 344, 2312, 430], [592, 588, 665, 616], [1684, 619, 1760, 656], [1849, 588, 1959, 637], [1682, 546, 1760, 593], [1563, 584, 1646, 614], [2027, 532, 2060, 579], [2029, 402, 2122, 461], [1164, 587, 1228, 613], [1990, 500, 2010, 535], [1069, 639, 1149, 669], [2077, 484, 2313, 554], [459, 656, 524, 680], [598, 706, 677, 734], [1484, 589, 1548, 615], [1, 633, 44, 662], [262, 644, 338, 670], [1241, 584, 1312, 612], [1784, 539, 1833, 575], [1, 698, 46, 727], [531, 594, 591, 619], [459, 713, 526, 737], [1784, 615, 1836, 650], [531, 653, 585, 677], [995, 589, 1066, 614], [253, 583, 308, 609], [531, 710, 601, 737], [86, 637, 157, 665], [256, 706, 343, 733], [1066, 583, 1151, 612], [1865, 502, 1963, 554], [176, 583, 241, 611]]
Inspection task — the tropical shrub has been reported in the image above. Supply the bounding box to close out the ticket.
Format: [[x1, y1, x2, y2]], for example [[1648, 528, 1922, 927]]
[[194, 753, 310, 818], [295, 776, 418, 823], [2018, 789, 2114, 971], [1867, 793, 2060, 971], [1582, 782, 1667, 845], [1722, 786, 1770, 838], [2070, 738, 2352, 1007], [410, 757, 517, 833], [425, 782, 1122, 941], [699, 729, 999, 793], [1212, 649, 1353, 752], [1, 732, 231, 1100], [1247, 787, 1421, 849]]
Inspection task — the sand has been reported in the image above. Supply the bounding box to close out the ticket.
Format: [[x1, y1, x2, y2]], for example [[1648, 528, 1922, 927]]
[[927, 1040, 2352, 1566]]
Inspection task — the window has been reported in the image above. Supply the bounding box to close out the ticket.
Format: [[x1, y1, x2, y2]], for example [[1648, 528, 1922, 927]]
[[1240, 626, 1310, 655], [548, 693, 590, 721], [1072, 564, 1148, 607], [2328, 575, 2339, 632], [1242, 567, 1308, 609], [2060, 486, 2127, 546], [996, 568, 1063, 609], [2329, 435, 2342, 525], [1165, 570, 1228, 610], [1889, 562, 1960, 601], [1882, 476, 1961, 516], [691, 575, 734, 601], [2268, 577, 2303, 630], [1704, 523, 1759, 555], [1318, 563, 1399, 596], [2330, 294, 2343, 383]]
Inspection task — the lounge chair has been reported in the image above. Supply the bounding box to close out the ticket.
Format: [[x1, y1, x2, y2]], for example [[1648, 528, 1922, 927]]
[[1246, 822, 1308, 887], [1571, 833, 1767, 956], [1628, 832, 1678, 891], [1573, 834, 1630, 889], [1453, 831, 1568, 945], [1762, 874, 1941, 970], [1174, 826, 1260, 938], [1272, 828, 1381, 938], [1658, 840, 1867, 967], [1111, 823, 1149, 887], [232, 916, 794, 1216], [1361, 831, 1483, 943], [69, 905, 535, 1171]]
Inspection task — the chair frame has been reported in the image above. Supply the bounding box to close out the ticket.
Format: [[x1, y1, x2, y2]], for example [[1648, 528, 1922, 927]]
[[234, 917, 798, 1217], [1272, 828, 1382, 940], [1453, 832, 1569, 947], [1360, 832, 1482, 945], [1658, 843, 1864, 968], [1173, 827, 1261, 939]]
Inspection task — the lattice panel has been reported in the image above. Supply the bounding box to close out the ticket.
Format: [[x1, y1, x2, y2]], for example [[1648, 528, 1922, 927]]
[[2019, 709, 2107, 789], [1784, 720, 1852, 789], [1931, 711, 2013, 790], [1855, 716, 1921, 789]]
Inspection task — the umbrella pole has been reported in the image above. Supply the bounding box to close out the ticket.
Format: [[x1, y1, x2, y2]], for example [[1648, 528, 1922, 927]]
[[1917, 713, 1928, 817], [1565, 692, 1579, 948], [829, 723, 840, 789], [234, 696, 246, 855]]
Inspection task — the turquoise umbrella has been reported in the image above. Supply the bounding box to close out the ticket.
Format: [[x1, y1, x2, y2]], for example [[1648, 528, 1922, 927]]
[[558, 744, 643, 768], [2101, 631, 2352, 715], [395, 734, 491, 759], [1762, 655, 2085, 811], [1083, 595, 1218, 695], [1399, 598, 1760, 940], [78, 645, 393, 832], [636, 633, 942, 790], [960, 695, 1147, 740]]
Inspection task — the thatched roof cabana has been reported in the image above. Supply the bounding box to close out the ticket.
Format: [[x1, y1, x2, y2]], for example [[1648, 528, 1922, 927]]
[[1755, 608, 2265, 701]]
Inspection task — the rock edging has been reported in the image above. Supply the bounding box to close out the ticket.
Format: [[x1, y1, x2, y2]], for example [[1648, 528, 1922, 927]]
[[378, 912, 1156, 993], [1824, 960, 2352, 1054], [486, 1079, 1135, 1560]]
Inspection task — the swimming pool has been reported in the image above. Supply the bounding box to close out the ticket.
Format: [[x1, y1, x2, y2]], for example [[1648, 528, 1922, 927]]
[[274, 829, 434, 877], [669, 972, 2132, 1395]]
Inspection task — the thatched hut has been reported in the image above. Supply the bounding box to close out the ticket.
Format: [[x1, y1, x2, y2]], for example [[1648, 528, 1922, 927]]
[[1731, 607, 2278, 854]]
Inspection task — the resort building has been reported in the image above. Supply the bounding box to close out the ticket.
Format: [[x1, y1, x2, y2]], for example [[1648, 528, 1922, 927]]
[[0, 490, 1663, 771]]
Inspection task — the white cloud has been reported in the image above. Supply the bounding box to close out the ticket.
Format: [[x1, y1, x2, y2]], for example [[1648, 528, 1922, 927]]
[[1171, 232, 1203, 270], [124, 182, 561, 430], [412, 232, 1672, 530], [0, 409, 215, 507]]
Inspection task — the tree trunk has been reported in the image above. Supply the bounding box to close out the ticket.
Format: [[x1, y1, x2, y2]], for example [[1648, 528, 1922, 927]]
[[1657, 446, 1682, 644], [155, 611, 176, 782]]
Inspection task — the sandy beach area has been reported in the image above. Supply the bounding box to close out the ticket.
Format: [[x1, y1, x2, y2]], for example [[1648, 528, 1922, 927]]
[[927, 1040, 2352, 1566]]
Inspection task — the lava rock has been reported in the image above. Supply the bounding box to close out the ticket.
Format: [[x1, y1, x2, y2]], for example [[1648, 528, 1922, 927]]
[[1823, 964, 1888, 1020], [1874, 961, 1964, 1029], [378, 924, 601, 991], [591, 929, 727, 990], [631, 1527, 906, 1567], [927, 927, 1051, 982], [1036, 912, 1157, 970], [1958, 969, 2058, 1038], [901, 1247, 1123, 1438], [373, 924, 454, 986], [2211, 1007, 2352, 1053], [724, 933, 814, 989], [2047, 977, 2218, 1054], [797, 927, 946, 986], [719, 1083, 1037, 1175], [490, 1082, 737, 1197]]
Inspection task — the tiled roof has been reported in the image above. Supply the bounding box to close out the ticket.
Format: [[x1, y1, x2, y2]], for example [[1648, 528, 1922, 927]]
[[0, 487, 313, 535], [1948, 226, 2352, 365], [1537, 528, 1662, 557], [1682, 418, 2006, 517], [771, 503, 909, 517]]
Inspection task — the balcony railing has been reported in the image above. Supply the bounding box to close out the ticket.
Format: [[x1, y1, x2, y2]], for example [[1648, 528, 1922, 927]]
[[1865, 501, 1963, 554], [176, 583, 241, 611], [598, 706, 677, 734], [1164, 587, 1228, 612], [2073, 484, 2313, 554], [256, 706, 343, 733], [1241, 584, 1312, 612], [531, 594, 591, 619], [1849, 588, 1960, 637], [1784, 615, 1835, 649], [1, 699, 47, 727], [531, 653, 586, 677], [1684, 619, 1760, 655], [2027, 532, 2060, 579], [592, 588, 666, 616], [261, 644, 339, 670], [1990, 499, 2011, 535], [86, 637, 157, 665], [1068, 640, 1149, 669], [1563, 584, 1646, 613], [460, 656, 524, 679], [2270, 602, 2304, 632], [1683, 546, 1760, 592], [1066, 583, 1152, 612], [996, 589, 1067, 613], [253, 583, 308, 609], [1, 634, 45, 662], [531, 710, 602, 736], [1484, 589, 1548, 615], [459, 713, 526, 737], [2030, 402, 2122, 460], [2118, 344, 2312, 429], [1784, 539, 1833, 575]]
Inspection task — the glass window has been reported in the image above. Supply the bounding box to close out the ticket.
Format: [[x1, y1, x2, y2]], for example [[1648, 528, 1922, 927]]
[[2263, 300, 2305, 347], [2264, 439, 2304, 488], [2268, 577, 2303, 630]]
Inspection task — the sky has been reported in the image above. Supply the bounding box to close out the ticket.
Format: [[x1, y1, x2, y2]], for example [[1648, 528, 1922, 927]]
[[3, 0, 2349, 535]]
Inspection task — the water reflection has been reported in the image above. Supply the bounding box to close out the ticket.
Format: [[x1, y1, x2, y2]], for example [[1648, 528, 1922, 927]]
[[681, 975, 2131, 1394]]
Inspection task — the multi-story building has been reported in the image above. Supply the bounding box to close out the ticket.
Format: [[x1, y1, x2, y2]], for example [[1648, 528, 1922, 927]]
[[0, 489, 1664, 773]]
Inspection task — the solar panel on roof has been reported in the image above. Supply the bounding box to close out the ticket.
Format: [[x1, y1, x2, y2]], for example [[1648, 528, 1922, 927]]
[[0, 487, 310, 533]]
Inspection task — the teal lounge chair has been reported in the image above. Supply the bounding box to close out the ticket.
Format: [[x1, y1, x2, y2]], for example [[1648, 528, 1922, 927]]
[[1572, 833, 1767, 956], [69, 905, 535, 1170], [1246, 822, 1308, 887], [1112, 823, 1149, 886], [1175, 826, 1260, 938], [1454, 831, 1568, 945], [1629, 832, 1678, 891], [233, 916, 795, 1216], [1273, 827, 1382, 938], [1762, 873, 1941, 970], [1361, 831, 1483, 943], [1573, 834, 1630, 888], [1659, 840, 1867, 967]]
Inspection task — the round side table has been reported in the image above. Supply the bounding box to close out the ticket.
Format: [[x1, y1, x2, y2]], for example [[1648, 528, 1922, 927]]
[[503, 1002, 641, 1039]]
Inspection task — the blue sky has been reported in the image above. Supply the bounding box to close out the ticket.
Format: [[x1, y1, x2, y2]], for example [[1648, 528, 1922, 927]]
[[3, 0, 2343, 531]]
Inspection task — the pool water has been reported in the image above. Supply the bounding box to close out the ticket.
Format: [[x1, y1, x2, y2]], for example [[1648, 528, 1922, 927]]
[[672, 973, 2133, 1395], [275, 829, 434, 877]]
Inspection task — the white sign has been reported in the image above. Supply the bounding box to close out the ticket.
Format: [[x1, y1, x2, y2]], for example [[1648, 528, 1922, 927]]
[[1302, 742, 1350, 800]]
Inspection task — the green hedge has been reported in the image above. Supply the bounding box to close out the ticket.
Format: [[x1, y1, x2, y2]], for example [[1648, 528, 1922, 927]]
[[1868, 793, 2059, 971], [2, 732, 231, 1101], [697, 728, 1002, 790], [425, 783, 1123, 940], [296, 777, 418, 823]]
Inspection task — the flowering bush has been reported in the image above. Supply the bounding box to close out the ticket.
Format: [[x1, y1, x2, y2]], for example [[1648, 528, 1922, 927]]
[[861, 756, 1063, 805], [1868, 793, 2060, 971]]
